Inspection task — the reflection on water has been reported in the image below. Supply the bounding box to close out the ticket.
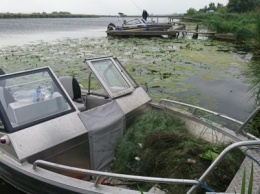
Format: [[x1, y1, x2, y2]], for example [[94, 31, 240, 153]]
[[183, 76, 256, 121], [0, 17, 117, 47], [0, 29, 106, 47]]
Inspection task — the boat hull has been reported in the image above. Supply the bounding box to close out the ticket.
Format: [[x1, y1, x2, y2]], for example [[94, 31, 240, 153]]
[[0, 161, 78, 194], [117, 24, 172, 31], [106, 30, 182, 38]]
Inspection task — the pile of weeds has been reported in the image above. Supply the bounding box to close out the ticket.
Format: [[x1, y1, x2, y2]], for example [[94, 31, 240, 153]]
[[111, 111, 244, 193]]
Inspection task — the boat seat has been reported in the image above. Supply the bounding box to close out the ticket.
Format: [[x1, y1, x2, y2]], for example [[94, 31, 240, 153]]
[[59, 76, 86, 111]]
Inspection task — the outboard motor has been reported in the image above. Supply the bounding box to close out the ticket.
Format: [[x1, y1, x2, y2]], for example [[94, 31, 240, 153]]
[[107, 23, 116, 31]]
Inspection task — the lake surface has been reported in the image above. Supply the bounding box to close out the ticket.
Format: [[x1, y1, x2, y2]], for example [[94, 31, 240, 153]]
[[0, 17, 257, 193], [0, 17, 113, 47]]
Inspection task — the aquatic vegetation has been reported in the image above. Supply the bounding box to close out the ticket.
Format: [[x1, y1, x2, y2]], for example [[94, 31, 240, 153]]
[[111, 111, 244, 193], [245, 60, 260, 104], [0, 35, 251, 113]]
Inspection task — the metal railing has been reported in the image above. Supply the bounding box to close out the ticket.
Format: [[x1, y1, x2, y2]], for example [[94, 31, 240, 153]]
[[33, 140, 260, 193], [33, 160, 199, 187], [159, 99, 243, 125], [235, 106, 260, 134], [159, 99, 260, 140], [187, 140, 260, 193]]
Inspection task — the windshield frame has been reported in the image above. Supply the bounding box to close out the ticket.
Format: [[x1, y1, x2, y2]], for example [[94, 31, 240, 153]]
[[86, 56, 135, 99], [0, 67, 76, 133]]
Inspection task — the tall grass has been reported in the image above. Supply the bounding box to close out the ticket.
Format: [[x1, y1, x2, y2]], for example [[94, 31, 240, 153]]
[[188, 12, 258, 42], [245, 60, 260, 103], [201, 13, 256, 41], [240, 162, 254, 194], [254, 14, 260, 53]]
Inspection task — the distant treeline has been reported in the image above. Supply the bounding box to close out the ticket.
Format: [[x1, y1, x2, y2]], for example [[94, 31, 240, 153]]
[[0, 12, 177, 19], [0, 12, 100, 19]]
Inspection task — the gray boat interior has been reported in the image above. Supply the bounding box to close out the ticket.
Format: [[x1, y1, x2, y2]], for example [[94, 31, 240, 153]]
[[0, 56, 151, 178]]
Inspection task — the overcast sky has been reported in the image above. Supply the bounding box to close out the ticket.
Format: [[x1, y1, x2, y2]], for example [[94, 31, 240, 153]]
[[0, 0, 228, 15]]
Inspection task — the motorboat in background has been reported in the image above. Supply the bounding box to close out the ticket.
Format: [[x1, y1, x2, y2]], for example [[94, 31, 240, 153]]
[[0, 56, 260, 193], [107, 17, 173, 31], [106, 13, 186, 37]]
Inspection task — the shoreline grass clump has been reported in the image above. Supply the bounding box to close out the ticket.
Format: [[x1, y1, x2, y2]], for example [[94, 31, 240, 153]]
[[111, 111, 245, 193]]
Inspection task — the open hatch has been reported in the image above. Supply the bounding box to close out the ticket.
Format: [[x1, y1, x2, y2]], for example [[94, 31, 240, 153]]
[[85, 56, 137, 99]]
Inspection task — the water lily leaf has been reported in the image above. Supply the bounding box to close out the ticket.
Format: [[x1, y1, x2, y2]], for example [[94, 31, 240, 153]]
[[199, 150, 219, 161]]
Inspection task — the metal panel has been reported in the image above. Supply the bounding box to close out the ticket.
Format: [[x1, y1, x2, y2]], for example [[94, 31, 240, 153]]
[[7, 112, 88, 161], [115, 87, 151, 115], [0, 133, 19, 161]]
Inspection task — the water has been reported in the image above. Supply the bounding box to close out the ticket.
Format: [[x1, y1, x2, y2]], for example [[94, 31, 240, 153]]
[[0, 17, 257, 193], [182, 76, 255, 121], [0, 17, 118, 47]]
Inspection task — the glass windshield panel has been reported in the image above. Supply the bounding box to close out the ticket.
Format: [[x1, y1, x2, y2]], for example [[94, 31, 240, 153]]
[[0, 68, 73, 130], [88, 73, 109, 97], [126, 19, 144, 26], [92, 59, 131, 93], [114, 58, 138, 88]]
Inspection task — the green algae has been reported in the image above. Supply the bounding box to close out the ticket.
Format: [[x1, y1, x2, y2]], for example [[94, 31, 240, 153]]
[[0, 35, 250, 108]]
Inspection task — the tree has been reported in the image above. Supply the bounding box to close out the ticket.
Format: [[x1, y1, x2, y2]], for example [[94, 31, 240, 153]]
[[227, 0, 260, 13], [186, 8, 197, 16], [208, 2, 216, 11], [216, 3, 227, 13], [217, 3, 224, 9], [199, 5, 208, 13]]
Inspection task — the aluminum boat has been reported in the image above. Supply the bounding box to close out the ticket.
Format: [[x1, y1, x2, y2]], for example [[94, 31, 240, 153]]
[[0, 56, 260, 194]]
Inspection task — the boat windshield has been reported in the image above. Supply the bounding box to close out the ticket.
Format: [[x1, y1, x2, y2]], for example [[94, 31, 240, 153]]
[[0, 67, 75, 132], [125, 18, 146, 26], [86, 57, 135, 98]]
